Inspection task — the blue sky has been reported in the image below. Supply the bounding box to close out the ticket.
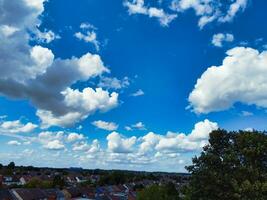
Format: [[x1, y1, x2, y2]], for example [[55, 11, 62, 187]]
[[0, 0, 266, 172]]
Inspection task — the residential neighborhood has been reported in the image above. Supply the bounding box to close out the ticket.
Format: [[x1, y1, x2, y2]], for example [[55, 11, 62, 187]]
[[0, 163, 190, 200]]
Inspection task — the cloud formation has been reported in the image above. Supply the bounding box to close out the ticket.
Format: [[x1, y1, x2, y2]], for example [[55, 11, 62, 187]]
[[125, 0, 249, 28], [0, 120, 37, 134], [124, 0, 177, 27], [98, 77, 130, 90], [212, 33, 234, 47], [189, 47, 267, 114], [92, 120, 118, 131], [74, 23, 100, 51], [0, 0, 119, 128], [107, 132, 137, 153], [1, 119, 218, 171]]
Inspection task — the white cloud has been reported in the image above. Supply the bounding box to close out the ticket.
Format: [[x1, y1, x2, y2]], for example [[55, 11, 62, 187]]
[[139, 132, 161, 153], [92, 120, 118, 131], [37, 86, 118, 128], [125, 122, 146, 131], [80, 23, 96, 30], [139, 119, 218, 153], [188, 119, 219, 140], [0, 0, 118, 128], [0, 25, 19, 37], [30, 45, 54, 73], [7, 140, 21, 146], [107, 132, 137, 153], [170, 0, 249, 28], [72, 141, 90, 151], [37, 110, 83, 129], [212, 33, 234, 47], [24, 0, 46, 12], [218, 0, 248, 23], [34, 29, 60, 43], [38, 131, 64, 143], [75, 23, 100, 51], [244, 127, 253, 132], [125, 126, 132, 131], [66, 133, 85, 142], [38, 131, 65, 150], [75, 31, 100, 51], [130, 89, 144, 97], [87, 139, 101, 153], [188, 47, 267, 114], [0, 120, 37, 134], [124, 0, 177, 27], [132, 122, 146, 130], [0, 119, 219, 171], [137, 119, 218, 154], [98, 77, 130, 90], [44, 140, 65, 150]]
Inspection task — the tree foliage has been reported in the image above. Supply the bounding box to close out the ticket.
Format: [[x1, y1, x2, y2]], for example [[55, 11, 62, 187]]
[[7, 162, 15, 169], [25, 178, 53, 188], [137, 183, 180, 200], [185, 129, 267, 200], [53, 175, 65, 189]]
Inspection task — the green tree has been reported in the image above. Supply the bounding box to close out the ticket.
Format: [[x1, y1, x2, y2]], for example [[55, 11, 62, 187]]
[[7, 161, 15, 169], [25, 178, 42, 188], [25, 177, 53, 188], [53, 175, 65, 189], [185, 130, 267, 200], [137, 183, 180, 200]]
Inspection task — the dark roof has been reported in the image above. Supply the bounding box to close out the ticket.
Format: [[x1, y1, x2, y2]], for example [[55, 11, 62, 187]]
[[0, 189, 15, 200], [12, 188, 63, 200], [65, 187, 82, 197], [12, 188, 47, 200]]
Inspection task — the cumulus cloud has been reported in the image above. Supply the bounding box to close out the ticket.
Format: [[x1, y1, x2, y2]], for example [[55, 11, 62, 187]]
[[36, 87, 118, 128], [189, 47, 267, 114], [139, 132, 161, 153], [72, 140, 101, 153], [44, 140, 65, 150], [66, 133, 85, 142], [1, 119, 218, 170], [92, 120, 118, 131], [0, 0, 119, 128], [139, 119, 218, 153], [38, 131, 64, 143], [124, 0, 177, 27], [0, 120, 37, 134], [212, 33, 234, 47], [72, 141, 90, 151], [107, 132, 137, 153], [87, 139, 101, 153]]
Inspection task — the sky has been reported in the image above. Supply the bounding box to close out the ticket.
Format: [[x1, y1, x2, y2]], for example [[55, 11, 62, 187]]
[[0, 0, 266, 172]]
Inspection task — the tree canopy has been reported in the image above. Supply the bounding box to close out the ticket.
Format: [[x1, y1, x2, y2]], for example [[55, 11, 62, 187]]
[[185, 129, 267, 200], [137, 183, 180, 200]]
